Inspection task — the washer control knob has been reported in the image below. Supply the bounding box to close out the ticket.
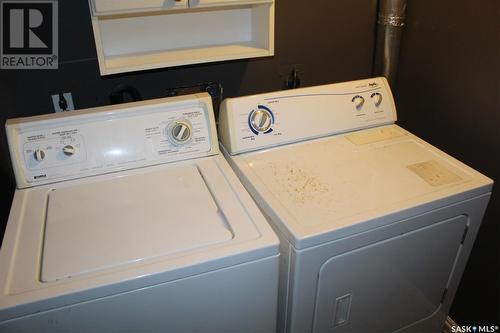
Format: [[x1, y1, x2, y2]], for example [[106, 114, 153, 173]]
[[371, 92, 383, 106], [63, 145, 76, 156], [170, 121, 192, 144], [250, 108, 273, 133], [352, 95, 365, 110], [34, 149, 46, 162]]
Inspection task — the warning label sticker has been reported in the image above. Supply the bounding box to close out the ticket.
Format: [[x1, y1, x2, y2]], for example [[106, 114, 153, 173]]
[[408, 160, 462, 187]]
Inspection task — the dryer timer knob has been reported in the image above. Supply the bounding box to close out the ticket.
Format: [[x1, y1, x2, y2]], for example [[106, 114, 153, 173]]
[[250, 108, 273, 133]]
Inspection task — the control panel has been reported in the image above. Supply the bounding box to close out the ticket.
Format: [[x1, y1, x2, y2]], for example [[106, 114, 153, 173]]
[[6, 93, 218, 188], [23, 134, 86, 172], [218, 77, 397, 155]]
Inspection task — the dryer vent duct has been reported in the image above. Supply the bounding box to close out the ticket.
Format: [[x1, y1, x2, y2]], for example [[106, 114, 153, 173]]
[[373, 0, 407, 88]]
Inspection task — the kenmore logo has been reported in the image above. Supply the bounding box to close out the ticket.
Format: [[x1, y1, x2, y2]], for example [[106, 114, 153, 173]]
[[368, 82, 378, 87], [34, 174, 46, 179]]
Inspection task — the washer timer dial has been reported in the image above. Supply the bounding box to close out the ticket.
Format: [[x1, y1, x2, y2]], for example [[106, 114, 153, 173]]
[[249, 106, 274, 135], [169, 120, 193, 144]]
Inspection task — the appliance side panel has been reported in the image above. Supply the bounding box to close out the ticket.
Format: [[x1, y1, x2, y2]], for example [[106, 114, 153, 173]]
[[5, 123, 25, 188], [0, 256, 279, 333], [426, 193, 493, 330], [271, 219, 293, 333]]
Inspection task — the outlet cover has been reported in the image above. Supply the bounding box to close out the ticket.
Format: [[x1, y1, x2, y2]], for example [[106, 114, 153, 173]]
[[52, 93, 75, 112]]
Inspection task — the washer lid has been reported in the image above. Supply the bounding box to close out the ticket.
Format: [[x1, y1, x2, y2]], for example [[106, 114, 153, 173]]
[[41, 164, 233, 282]]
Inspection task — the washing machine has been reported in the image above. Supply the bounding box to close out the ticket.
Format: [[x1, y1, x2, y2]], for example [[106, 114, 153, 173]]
[[0, 93, 280, 332], [218, 77, 493, 333]]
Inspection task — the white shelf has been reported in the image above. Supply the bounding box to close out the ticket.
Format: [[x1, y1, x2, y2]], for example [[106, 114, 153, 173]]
[[90, 2, 275, 75], [103, 43, 270, 74]]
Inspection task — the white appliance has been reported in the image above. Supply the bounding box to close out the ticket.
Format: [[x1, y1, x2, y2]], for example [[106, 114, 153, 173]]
[[0, 93, 279, 332], [218, 77, 493, 333]]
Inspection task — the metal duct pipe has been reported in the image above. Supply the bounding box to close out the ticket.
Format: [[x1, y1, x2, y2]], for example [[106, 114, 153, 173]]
[[373, 0, 407, 87]]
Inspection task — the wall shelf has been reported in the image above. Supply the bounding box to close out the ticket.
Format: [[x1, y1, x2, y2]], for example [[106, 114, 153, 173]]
[[89, 1, 275, 75]]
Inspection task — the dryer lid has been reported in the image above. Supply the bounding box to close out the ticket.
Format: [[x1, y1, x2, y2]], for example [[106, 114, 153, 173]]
[[236, 125, 492, 249], [41, 164, 233, 282]]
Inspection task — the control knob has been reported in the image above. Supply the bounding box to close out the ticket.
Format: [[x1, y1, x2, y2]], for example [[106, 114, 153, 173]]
[[250, 108, 273, 133], [170, 121, 192, 144], [34, 148, 46, 162], [371, 92, 383, 106], [352, 95, 365, 110], [63, 145, 76, 156]]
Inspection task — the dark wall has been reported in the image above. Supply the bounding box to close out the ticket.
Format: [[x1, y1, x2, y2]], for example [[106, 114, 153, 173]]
[[0, 0, 378, 239], [396, 0, 500, 324]]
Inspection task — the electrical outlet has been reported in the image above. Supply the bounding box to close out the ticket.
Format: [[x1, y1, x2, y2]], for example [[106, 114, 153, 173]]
[[165, 82, 223, 118], [279, 64, 305, 89], [51, 93, 75, 112]]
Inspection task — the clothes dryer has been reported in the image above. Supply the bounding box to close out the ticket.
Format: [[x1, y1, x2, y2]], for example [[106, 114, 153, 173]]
[[218, 77, 493, 333]]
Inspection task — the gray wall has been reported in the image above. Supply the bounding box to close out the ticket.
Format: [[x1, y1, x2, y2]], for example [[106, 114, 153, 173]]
[[395, 0, 500, 323]]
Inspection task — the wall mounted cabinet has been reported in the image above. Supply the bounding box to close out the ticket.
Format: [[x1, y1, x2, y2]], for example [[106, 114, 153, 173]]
[[89, 0, 275, 75], [89, 0, 188, 16]]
